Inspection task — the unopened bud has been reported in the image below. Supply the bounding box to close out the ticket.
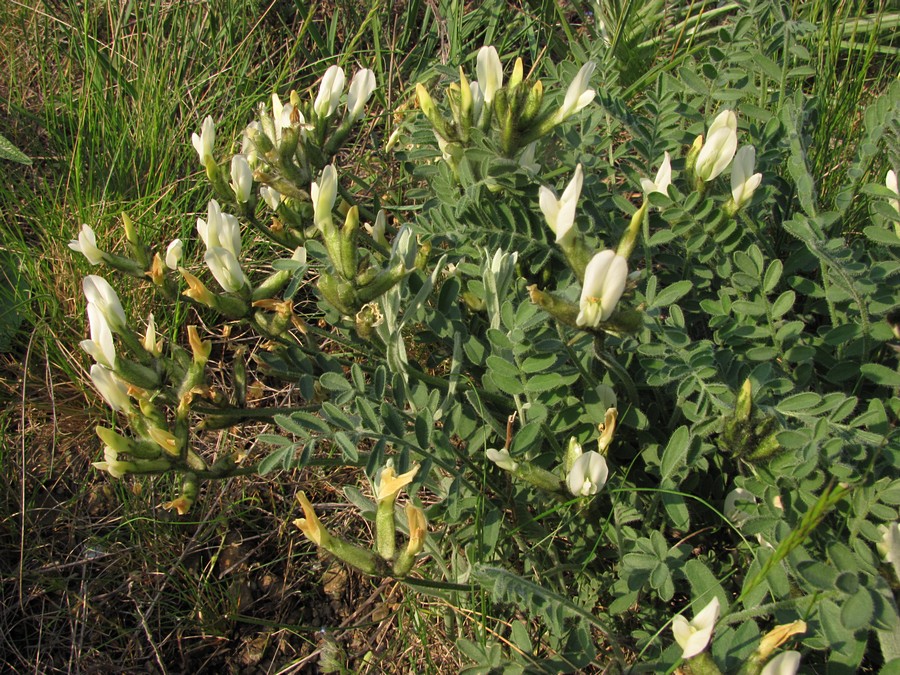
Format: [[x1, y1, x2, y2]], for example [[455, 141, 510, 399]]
[[528, 285, 579, 326], [519, 79, 544, 126], [735, 378, 753, 423], [122, 212, 138, 245], [416, 83, 454, 140], [509, 57, 524, 90]]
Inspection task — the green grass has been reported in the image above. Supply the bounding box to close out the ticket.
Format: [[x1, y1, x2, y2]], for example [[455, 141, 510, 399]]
[[1, 0, 897, 671]]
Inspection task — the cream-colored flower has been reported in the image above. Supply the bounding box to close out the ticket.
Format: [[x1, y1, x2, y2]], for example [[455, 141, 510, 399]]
[[259, 186, 282, 211], [346, 68, 376, 123], [364, 210, 388, 247], [476, 46, 503, 104], [553, 61, 596, 124], [314, 65, 346, 119], [374, 462, 420, 504], [230, 154, 253, 203], [695, 110, 738, 182], [761, 651, 801, 675], [83, 275, 127, 333], [566, 450, 608, 497], [641, 152, 673, 197], [92, 446, 131, 479], [577, 250, 628, 327], [672, 596, 720, 659], [197, 199, 242, 257], [68, 224, 105, 265], [81, 302, 116, 368], [89, 364, 132, 412], [164, 239, 183, 270], [204, 247, 249, 293], [191, 115, 215, 166], [886, 169, 899, 215], [539, 164, 583, 246], [731, 145, 762, 210], [311, 165, 339, 231]]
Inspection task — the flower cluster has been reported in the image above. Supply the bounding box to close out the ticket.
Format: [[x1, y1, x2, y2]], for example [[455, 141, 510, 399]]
[[488, 402, 617, 500], [530, 163, 634, 332], [639, 109, 763, 218], [416, 45, 595, 160], [68, 60, 394, 514]]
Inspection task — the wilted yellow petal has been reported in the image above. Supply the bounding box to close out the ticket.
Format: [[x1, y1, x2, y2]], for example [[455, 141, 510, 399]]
[[597, 407, 618, 453], [187, 325, 211, 363], [148, 253, 165, 285], [294, 491, 327, 546], [163, 497, 192, 515], [180, 269, 216, 306], [757, 621, 806, 660], [147, 427, 178, 456], [405, 504, 427, 556]]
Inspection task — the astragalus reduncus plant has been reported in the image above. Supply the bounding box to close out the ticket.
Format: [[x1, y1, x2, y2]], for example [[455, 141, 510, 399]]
[[69, 37, 900, 673]]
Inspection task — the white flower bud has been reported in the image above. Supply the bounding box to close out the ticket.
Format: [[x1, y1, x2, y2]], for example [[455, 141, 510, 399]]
[[230, 154, 253, 203], [191, 115, 215, 166], [476, 46, 502, 104], [165, 239, 183, 270], [314, 65, 346, 119], [695, 110, 738, 182], [346, 68, 376, 124]]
